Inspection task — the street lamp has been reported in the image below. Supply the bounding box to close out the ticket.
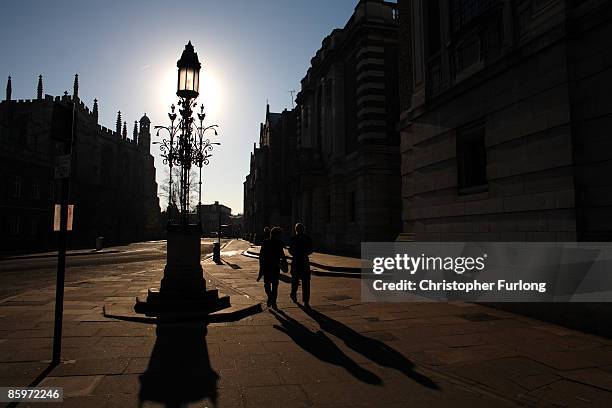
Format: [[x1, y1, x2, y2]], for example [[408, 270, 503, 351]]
[[136, 42, 227, 317], [177, 41, 201, 99], [155, 42, 219, 226]]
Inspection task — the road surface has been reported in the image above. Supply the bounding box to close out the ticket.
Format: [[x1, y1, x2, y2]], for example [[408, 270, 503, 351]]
[[0, 238, 227, 300]]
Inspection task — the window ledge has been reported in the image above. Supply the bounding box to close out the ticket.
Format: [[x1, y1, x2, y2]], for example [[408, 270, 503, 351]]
[[458, 184, 488, 197]]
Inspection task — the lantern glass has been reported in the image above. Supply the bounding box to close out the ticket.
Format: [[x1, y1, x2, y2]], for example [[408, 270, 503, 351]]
[[186, 68, 194, 91], [177, 67, 200, 98]]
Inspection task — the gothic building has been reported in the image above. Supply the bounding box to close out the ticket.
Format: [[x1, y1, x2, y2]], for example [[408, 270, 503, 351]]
[[398, 0, 612, 242], [243, 105, 296, 243], [0, 74, 161, 253]]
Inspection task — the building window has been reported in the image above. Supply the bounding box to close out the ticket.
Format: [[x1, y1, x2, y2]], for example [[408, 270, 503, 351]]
[[457, 125, 487, 194], [32, 179, 40, 199], [303, 104, 310, 128], [344, 53, 358, 153], [426, 0, 441, 57], [8, 216, 20, 235], [455, 36, 482, 75], [11, 176, 22, 198], [451, 0, 496, 33], [317, 87, 323, 148], [348, 191, 356, 222], [49, 181, 55, 201], [325, 79, 333, 108]]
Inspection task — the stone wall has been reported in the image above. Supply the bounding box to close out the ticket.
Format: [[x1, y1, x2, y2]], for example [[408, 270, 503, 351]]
[[398, 0, 612, 242]]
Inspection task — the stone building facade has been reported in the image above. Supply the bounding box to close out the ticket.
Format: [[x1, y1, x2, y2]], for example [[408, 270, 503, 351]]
[[0, 74, 161, 253], [398, 0, 612, 242], [243, 105, 296, 243], [196, 201, 232, 237], [292, 0, 401, 254]]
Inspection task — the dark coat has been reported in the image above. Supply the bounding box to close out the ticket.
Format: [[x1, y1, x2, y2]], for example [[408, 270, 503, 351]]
[[289, 233, 313, 275], [259, 238, 286, 281]]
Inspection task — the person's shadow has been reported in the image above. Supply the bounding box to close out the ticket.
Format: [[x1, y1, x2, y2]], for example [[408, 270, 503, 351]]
[[139, 321, 219, 408], [271, 309, 382, 385], [302, 306, 439, 390]]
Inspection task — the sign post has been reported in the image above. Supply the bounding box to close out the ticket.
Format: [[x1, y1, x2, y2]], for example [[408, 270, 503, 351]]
[[51, 100, 75, 366]]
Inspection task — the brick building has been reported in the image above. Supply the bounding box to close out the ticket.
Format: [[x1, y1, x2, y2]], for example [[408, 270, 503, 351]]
[[0, 74, 161, 253], [398, 0, 612, 242]]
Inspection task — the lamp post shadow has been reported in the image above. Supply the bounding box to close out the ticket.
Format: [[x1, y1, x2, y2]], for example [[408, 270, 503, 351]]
[[139, 321, 218, 408]]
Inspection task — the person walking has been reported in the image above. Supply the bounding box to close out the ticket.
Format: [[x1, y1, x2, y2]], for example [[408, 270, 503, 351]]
[[289, 223, 313, 308], [257, 227, 287, 309]]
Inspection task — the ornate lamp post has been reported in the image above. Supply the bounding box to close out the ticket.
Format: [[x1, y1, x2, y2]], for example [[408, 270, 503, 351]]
[[136, 42, 227, 316]]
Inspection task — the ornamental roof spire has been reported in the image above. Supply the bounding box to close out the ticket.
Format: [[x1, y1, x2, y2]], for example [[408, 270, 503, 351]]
[[133, 120, 139, 143], [73, 74, 79, 99], [5, 76, 12, 101], [116, 111, 122, 135], [93, 98, 99, 122], [37, 75, 43, 100]]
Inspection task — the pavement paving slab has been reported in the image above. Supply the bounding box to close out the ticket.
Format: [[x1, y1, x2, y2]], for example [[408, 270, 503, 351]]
[[0, 238, 611, 407]]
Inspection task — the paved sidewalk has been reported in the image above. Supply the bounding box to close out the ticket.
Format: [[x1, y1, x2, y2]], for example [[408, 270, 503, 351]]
[[0, 239, 610, 407], [209, 241, 612, 407]]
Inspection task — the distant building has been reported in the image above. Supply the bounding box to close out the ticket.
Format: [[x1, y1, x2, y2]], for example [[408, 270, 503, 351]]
[[197, 201, 231, 237], [0, 74, 161, 253], [243, 106, 296, 243], [291, 0, 401, 254], [228, 214, 243, 238], [398, 0, 612, 241]]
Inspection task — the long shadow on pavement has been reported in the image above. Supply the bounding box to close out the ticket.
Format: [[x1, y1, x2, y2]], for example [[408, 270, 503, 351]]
[[270, 309, 382, 385], [139, 321, 218, 408], [303, 306, 440, 390]]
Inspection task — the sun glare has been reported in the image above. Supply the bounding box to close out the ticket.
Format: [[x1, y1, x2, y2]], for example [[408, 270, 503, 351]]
[[199, 68, 223, 121]]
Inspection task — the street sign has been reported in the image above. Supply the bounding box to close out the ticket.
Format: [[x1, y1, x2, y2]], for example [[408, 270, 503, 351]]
[[53, 204, 61, 231], [54, 155, 71, 179], [53, 204, 74, 232], [67, 205, 74, 231]]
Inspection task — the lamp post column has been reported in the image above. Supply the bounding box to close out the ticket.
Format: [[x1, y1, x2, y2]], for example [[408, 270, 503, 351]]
[[135, 41, 225, 315]]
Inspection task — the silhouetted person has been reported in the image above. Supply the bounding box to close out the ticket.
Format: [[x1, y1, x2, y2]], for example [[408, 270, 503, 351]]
[[289, 223, 313, 307], [257, 226, 272, 278], [257, 227, 286, 309], [256, 226, 270, 245]]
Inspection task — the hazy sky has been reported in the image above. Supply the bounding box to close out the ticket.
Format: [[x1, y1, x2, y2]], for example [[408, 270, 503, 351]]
[[0, 0, 367, 213]]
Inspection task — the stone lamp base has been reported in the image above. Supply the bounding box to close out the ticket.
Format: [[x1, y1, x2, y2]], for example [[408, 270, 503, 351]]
[[135, 223, 230, 317]]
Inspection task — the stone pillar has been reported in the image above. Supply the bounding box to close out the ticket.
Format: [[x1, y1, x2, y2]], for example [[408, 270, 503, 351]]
[[135, 223, 230, 315], [160, 224, 205, 294]]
